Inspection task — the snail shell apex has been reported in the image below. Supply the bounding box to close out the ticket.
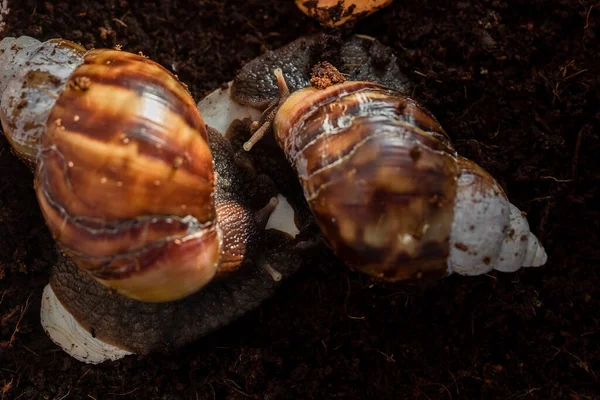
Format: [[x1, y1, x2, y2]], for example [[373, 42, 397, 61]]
[[35, 48, 221, 302]]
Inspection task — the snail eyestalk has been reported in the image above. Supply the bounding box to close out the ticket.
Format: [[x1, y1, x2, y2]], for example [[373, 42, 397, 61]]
[[243, 119, 271, 151], [255, 197, 280, 228], [243, 68, 291, 151], [274, 68, 290, 98], [262, 261, 283, 282]]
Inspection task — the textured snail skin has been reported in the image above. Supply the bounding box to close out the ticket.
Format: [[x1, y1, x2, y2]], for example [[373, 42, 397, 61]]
[[231, 33, 412, 109], [49, 232, 299, 355], [0, 37, 86, 164], [273, 81, 547, 279], [295, 0, 394, 27]]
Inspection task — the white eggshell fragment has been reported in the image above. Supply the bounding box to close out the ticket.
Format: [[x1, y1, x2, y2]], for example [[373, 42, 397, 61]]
[[197, 81, 261, 134], [40, 284, 133, 364], [266, 194, 300, 236]]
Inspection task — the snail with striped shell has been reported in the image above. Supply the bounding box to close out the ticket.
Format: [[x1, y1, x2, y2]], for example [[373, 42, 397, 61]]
[[0, 36, 301, 363], [229, 33, 548, 280], [0, 33, 548, 364]]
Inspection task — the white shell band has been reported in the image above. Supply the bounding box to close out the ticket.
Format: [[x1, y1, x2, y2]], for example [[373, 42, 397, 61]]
[[40, 284, 133, 364]]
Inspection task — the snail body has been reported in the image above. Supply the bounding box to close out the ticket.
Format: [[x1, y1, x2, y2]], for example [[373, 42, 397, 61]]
[[272, 81, 547, 278], [1, 36, 273, 302], [232, 35, 548, 280], [1, 36, 300, 362]]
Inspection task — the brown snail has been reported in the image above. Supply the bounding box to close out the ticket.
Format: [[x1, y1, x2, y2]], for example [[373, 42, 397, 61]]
[[0, 36, 301, 362], [230, 34, 548, 280], [0, 35, 285, 302]]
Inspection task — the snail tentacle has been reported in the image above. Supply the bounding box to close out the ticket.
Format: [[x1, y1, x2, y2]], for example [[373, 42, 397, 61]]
[[1, 35, 303, 363], [243, 68, 292, 152], [261, 260, 283, 282], [255, 196, 280, 228]]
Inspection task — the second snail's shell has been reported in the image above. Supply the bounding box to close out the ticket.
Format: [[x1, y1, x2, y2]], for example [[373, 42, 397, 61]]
[[274, 81, 547, 279], [35, 48, 222, 302]]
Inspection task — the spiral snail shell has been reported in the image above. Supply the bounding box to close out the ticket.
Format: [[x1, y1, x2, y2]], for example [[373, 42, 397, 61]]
[[0, 32, 549, 364], [232, 34, 548, 280], [1, 36, 248, 302], [0, 36, 301, 362]]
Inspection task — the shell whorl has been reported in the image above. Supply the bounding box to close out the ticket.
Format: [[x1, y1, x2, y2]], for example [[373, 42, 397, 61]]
[[275, 82, 460, 280], [448, 158, 547, 276], [0, 37, 86, 163], [274, 80, 547, 279], [35, 48, 221, 302]]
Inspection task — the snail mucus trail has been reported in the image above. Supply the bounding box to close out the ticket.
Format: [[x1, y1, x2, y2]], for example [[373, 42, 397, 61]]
[[0, 36, 302, 363], [230, 33, 548, 281]]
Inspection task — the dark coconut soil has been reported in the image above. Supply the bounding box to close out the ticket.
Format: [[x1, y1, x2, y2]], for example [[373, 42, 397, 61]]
[[1, 1, 599, 399]]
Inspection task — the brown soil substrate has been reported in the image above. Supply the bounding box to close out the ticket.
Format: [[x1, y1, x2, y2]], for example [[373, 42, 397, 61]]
[[1, 1, 598, 399]]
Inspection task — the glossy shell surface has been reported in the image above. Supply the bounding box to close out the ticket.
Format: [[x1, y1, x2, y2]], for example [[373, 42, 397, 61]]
[[273, 79, 547, 279], [35, 49, 221, 302], [275, 81, 458, 280]]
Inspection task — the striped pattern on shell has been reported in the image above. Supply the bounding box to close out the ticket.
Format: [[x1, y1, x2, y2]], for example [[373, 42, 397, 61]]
[[35, 49, 221, 302], [274, 81, 459, 280]]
